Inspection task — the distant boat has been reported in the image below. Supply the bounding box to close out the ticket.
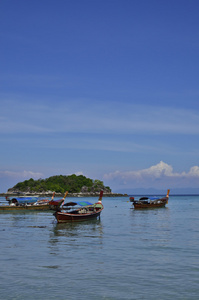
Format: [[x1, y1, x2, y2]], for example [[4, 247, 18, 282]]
[[54, 191, 104, 223], [131, 189, 170, 209], [0, 192, 67, 211]]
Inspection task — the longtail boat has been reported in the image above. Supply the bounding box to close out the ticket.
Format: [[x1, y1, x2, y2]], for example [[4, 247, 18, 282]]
[[54, 191, 104, 223], [0, 192, 67, 211], [131, 189, 170, 209]]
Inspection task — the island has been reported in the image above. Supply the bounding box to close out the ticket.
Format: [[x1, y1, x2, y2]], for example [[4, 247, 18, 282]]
[[2, 174, 127, 197]]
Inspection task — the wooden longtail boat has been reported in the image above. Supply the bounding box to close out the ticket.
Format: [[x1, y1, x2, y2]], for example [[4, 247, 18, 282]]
[[0, 202, 52, 211], [131, 189, 170, 209], [0, 192, 67, 212], [54, 191, 104, 223]]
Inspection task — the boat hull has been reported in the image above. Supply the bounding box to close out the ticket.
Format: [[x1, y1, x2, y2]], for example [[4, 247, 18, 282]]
[[133, 201, 167, 209], [0, 204, 51, 211], [132, 197, 168, 209], [55, 209, 103, 223]]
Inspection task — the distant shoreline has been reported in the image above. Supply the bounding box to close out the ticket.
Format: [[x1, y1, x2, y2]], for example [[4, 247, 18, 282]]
[[0, 192, 198, 197], [0, 192, 128, 198]]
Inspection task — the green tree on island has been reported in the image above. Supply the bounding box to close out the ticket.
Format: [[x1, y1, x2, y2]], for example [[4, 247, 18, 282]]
[[9, 174, 111, 194]]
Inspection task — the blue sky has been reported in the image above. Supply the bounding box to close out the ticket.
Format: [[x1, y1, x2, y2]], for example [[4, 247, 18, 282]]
[[1, 0, 199, 193]]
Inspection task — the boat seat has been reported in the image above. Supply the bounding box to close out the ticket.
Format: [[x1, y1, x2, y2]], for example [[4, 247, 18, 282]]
[[78, 208, 87, 214]]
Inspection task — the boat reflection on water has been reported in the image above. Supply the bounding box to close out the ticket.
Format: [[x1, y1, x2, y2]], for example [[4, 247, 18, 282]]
[[51, 218, 103, 239]]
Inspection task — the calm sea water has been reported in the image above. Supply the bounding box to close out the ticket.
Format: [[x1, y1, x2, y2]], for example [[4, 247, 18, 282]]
[[0, 195, 199, 300]]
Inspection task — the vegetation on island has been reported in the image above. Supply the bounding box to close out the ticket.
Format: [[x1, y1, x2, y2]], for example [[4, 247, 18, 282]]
[[8, 174, 111, 194]]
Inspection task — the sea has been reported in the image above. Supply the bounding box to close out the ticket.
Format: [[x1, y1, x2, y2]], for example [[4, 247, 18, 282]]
[[0, 195, 199, 300]]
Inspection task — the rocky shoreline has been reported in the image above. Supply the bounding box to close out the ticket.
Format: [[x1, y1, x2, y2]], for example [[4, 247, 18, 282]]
[[0, 192, 128, 198]]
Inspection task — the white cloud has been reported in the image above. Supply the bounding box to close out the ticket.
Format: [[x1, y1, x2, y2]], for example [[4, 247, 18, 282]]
[[188, 166, 199, 177], [103, 161, 199, 189], [74, 171, 84, 176]]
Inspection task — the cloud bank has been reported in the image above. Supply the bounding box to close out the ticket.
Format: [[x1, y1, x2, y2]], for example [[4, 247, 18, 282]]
[[1, 162, 199, 192], [103, 161, 199, 189]]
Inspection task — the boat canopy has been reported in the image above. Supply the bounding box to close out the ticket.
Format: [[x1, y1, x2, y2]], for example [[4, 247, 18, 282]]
[[148, 197, 159, 200], [139, 196, 159, 201], [63, 201, 93, 207], [11, 197, 38, 204]]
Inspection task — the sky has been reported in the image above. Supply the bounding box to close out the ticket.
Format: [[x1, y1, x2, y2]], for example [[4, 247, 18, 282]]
[[0, 0, 199, 194]]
